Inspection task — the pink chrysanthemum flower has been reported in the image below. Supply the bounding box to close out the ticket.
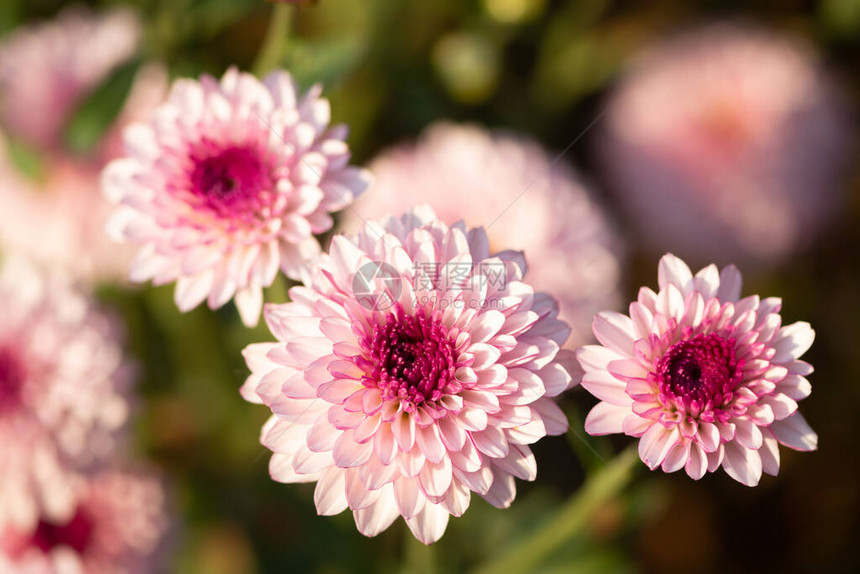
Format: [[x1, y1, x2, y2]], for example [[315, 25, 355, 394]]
[[578, 253, 818, 486], [0, 469, 168, 574], [344, 122, 623, 347], [0, 6, 140, 151], [242, 206, 573, 543], [598, 24, 850, 263], [103, 68, 370, 326], [0, 259, 132, 529]]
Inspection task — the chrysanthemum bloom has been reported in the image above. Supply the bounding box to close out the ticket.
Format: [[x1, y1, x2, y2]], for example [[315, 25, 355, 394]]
[[597, 24, 850, 264], [242, 207, 573, 543], [345, 122, 623, 347], [0, 469, 168, 574], [0, 259, 132, 529], [0, 6, 139, 151], [578, 253, 817, 486], [103, 68, 370, 326]]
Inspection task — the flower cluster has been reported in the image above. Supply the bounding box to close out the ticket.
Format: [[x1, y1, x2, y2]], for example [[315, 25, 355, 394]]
[[0, 2, 826, 557], [0, 8, 172, 571]]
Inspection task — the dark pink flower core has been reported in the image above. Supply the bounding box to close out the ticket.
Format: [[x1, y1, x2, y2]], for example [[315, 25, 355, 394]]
[[359, 308, 463, 413], [0, 346, 25, 413], [29, 509, 94, 556], [188, 145, 274, 221], [656, 333, 744, 419]]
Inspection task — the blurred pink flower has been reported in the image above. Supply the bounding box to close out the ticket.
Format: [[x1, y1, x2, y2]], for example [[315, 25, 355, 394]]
[[103, 68, 370, 326], [242, 207, 574, 543], [598, 24, 851, 264], [0, 469, 168, 574], [0, 259, 132, 530], [0, 63, 167, 286], [0, 157, 136, 286], [345, 122, 623, 347], [0, 6, 140, 151], [578, 253, 817, 486]]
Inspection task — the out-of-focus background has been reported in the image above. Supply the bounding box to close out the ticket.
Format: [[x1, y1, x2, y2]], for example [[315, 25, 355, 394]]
[[0, 0, 858, 572]]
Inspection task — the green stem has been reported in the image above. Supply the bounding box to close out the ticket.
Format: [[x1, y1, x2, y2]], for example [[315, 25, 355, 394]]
[[252, 3, 294, 77], [471, 447, 639, 574], [564, 404, 612, 475], [404, 530, 438, 574]]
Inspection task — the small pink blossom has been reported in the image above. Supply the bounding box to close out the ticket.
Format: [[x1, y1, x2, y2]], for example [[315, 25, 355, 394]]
[[0, 259, 132, 530], [598, 24, 851, 263], [103, 67, 370, 326], [242, 206, 573, 543], [0, 7, 140, 151], [345, 122, 623, 347], [0, 469, 168, 574], [578, 253, 817, 486]]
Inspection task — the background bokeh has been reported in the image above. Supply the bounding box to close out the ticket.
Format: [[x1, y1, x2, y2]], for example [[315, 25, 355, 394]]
[[0, 0, 858, 573]]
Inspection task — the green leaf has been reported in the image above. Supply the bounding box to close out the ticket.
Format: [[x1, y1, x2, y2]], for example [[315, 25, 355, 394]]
[[63, 59, 141, 155], [190, 0, 258, 41], [5, 137, 47, 182], [0, 0, 22, 35], [564, 403, 614, 475], [820, 0, 860, 37], [283, 36, 367, 90], [252, 2, 294, 78]]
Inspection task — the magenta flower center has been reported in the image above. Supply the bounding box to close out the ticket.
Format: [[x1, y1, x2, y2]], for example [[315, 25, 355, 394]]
[[188, 145, 273, 218], [29, 509, 94, 556], [656, 333, 744, 417], [0, 346, 25, 413], [360, 309, 461, 412]]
